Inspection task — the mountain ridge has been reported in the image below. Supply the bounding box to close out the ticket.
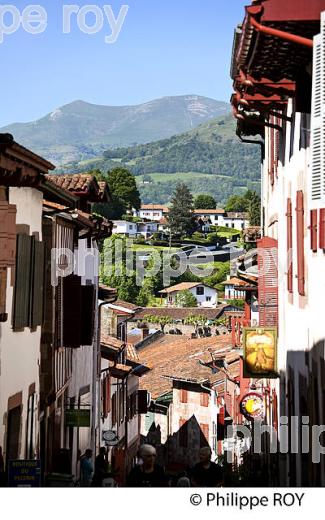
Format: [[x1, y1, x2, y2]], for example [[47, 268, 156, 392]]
[[0, 95, 230, 165]]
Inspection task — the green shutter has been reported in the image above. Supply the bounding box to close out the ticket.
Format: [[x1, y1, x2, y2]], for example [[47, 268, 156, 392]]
[[30, 240, 45, 329], [13, 234, 32, 330]]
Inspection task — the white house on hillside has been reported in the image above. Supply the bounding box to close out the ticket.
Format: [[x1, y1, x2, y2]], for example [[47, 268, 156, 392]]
[[136, 204, 169, 222], [112, 220, 158, 238], [159, 282, 218, 308]]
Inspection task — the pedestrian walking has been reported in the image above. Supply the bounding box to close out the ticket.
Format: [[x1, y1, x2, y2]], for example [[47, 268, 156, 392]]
[[92, 447, 110, 487], [126, 444, 168, 487], [80, 449, 93, 487], [190, 447, 223, 487]]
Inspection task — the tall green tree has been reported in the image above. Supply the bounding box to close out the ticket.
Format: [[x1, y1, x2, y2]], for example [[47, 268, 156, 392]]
[[245, 191, 261, 226], [194, 194, 216, 210], [225, 194, 247, 212], [175, 290, 198, 308], [168, 183, 194, 236], [94, 167, 141, 219]]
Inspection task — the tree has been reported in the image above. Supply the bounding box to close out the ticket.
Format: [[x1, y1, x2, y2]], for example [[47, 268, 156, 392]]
[[168, 183, 194, 236], [142, 315, 173, 333], [194, 194, 216, 210], [92, 167, 141, 220], [225, 194, 247, 212], [175, 290, 198, 308], [245, 191, 261, 226]]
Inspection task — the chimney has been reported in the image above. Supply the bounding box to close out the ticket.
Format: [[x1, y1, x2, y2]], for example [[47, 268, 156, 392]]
[[139, 322, 150, 340]]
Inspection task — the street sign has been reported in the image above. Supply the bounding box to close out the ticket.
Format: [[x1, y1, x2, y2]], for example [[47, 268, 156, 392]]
[[243, 327, 278, 378], [8, 459, 41, 487], [65, 409, 90, 427]]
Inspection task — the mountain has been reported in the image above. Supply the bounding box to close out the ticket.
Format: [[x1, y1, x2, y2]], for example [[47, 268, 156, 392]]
[[62, 114, 261, 205], [0, 95, 230, 165]]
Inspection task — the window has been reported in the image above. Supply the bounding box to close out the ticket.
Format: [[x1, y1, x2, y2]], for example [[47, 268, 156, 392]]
[[196, 286, 204, 296], [206, 296, 211, 302], [180, 389, 188, 403], [200, 392, 209, 407]]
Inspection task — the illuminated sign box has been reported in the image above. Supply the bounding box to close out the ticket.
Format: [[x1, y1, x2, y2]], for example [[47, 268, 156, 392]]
[[8, 460, 41, 487], [65, 409, 91, 427], [242, 327, 278, 378]]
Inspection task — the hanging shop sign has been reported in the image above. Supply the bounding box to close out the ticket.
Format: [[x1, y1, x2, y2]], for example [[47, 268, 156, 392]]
[[242, 327, 278, 378], [102, 430, 119, 446], [240, 392, 265, 421], [65, 409, 91, 427], [8, 459, 41, 487]]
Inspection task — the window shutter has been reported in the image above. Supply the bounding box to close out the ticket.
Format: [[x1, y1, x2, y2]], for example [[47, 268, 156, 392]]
[[137, 389, 149, 414], [257, 237, 278, 327], [269, 126, 275, 186], [0, 268, 7, 319], [112, 392, 117, 426], [286, 198, 293, 292], [310, 28, 325, 208], [62, 275, 82, 347], [310, 209, 318, 252], [30, 240, 45, 329], [200, 392, 209, 407], [80, 284, 95, 346], [180, 389, 188, 403], [103, 375, 111, 418], [319, 208, 325, 249], [13, 234, 32, 330], [296, 191, 305, 296], [200, 423, 209, 446], [0, 202, 16, 268]]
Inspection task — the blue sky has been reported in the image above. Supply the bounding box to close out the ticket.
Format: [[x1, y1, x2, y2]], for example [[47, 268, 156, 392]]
[[0, 0, 247, 126]]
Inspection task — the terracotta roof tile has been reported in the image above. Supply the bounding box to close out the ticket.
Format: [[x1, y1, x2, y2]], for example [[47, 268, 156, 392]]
[[221, 277, 250, 286], [141, 204, 169, 211], [101, 334, 125, 350], [159, 282, 208, 294], [138, 334, 239, 398], [133, 306, 227, 321], [194, 209, 225, 215]]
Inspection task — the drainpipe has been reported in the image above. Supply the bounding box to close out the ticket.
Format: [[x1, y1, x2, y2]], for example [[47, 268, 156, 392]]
[[249, 15, 313, 49]]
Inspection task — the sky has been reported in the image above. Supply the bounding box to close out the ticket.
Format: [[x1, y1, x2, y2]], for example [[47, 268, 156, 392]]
[[0, 0, 248, 126]]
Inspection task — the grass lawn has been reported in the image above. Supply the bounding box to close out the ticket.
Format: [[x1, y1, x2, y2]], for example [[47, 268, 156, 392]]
[[136, 172, 232, 183], [131, 244, 177, 253]]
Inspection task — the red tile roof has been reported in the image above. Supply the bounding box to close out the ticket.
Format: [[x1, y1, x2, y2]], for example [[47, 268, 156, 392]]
[[194, 209, 225, 215], [141, 204, 169, 212], [46, 174, 110, 202], [159, 282, 211, 294], [138, 334, 239, 398], [221, 277, 250, 287], [133, 306, 227, 321]]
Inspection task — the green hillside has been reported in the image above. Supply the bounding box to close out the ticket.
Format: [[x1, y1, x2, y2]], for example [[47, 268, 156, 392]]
[[62, 114, 260, 205]]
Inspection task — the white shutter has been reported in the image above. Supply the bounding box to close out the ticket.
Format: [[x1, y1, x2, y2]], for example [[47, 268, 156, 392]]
[[310, 15, 325, 208]]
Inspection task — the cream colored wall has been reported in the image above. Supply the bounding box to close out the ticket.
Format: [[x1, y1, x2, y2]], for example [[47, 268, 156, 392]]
[[0, 187, 43, 461]]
